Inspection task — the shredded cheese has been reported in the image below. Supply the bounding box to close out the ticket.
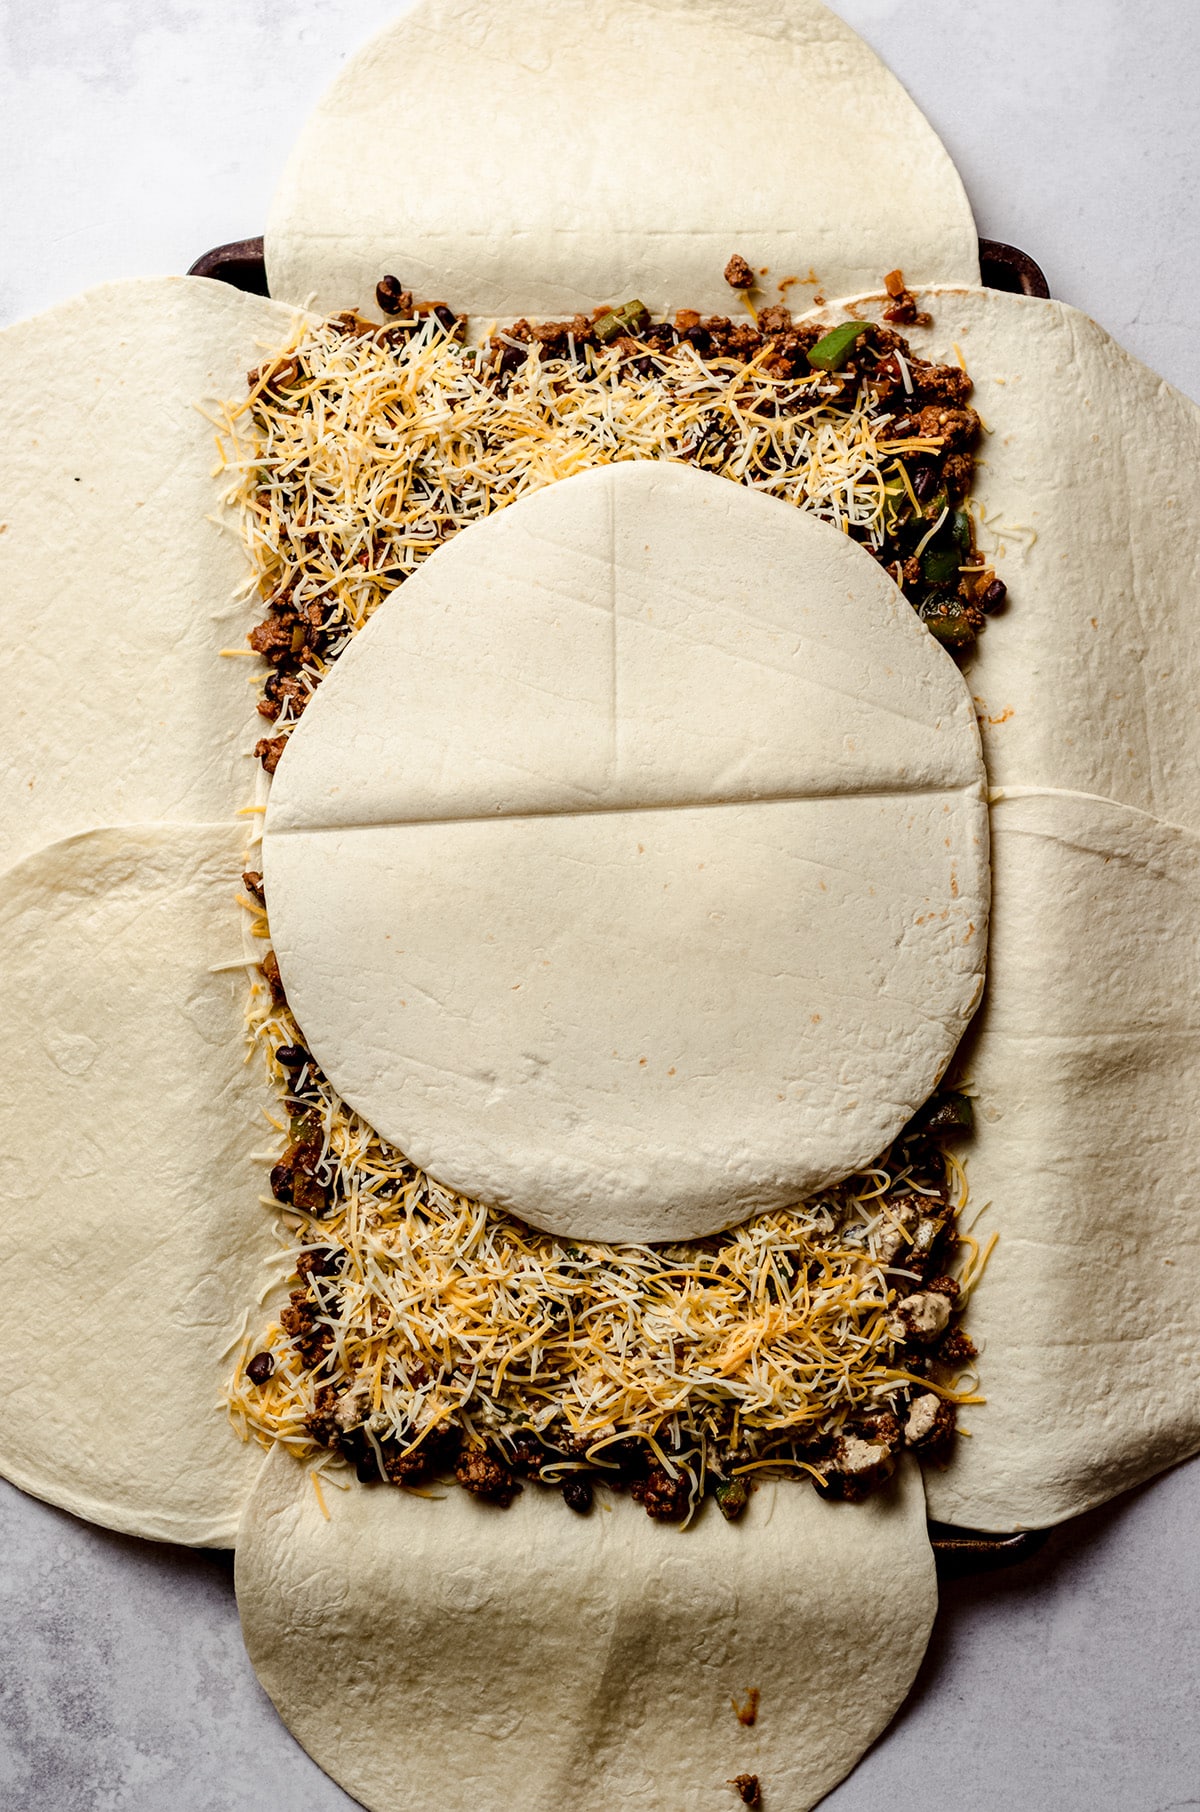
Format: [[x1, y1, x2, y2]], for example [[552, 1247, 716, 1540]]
[[213, 312, 955, 715], [216, 310, 983, 1510]]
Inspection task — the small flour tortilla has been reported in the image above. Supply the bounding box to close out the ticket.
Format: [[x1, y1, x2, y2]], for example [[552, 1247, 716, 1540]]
[[0, 276, 304, 875], [264, 462, 987, 1243], [264, 0, 979, 323], [236, 1448, 937, 1812], [0, 825, 277, 1546], [796, 288, 1200, 1526]]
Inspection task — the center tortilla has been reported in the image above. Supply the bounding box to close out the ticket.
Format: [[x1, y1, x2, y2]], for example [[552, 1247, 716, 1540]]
[[262, 461, 988, 1243]]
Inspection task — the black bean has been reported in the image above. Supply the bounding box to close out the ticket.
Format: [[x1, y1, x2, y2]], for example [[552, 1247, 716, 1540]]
[[493, 343, 526, 380], [913, 463, 939, 502], [981, 577, 1007, 614], [275, 1044, 310, 1070], [561, 1475, 594, 1514], [246, 1352, 274, 1386], [376, 274, 406, 315]]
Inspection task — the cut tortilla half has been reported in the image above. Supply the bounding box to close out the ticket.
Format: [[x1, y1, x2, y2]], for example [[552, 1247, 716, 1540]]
[[236, 1447, 937, 1812], [264, 0, 979, 324], [262, 461, 988, 1244], [0, 824, 277, 1546], [0, 276, 305, 876], [794, 286, 1200, 1526]]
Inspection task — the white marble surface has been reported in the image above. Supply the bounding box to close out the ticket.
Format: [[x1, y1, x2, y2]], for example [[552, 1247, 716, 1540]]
[[2, 2, 1200, 1807]]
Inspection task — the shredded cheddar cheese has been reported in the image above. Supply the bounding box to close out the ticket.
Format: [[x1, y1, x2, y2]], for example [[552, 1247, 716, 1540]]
[[217, 308, 983, 1515], [212, 310, 955, 711]]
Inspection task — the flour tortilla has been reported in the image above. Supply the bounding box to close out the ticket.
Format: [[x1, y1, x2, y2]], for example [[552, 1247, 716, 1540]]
[[942, 788, 1200, 1530], [796, 287, 1200, 1526], [264, 0, 979, 325], [0, 277, 304, 875], [0, 825, 277, 1546], [263, 461, 988, 1243], [237, 1448, 936, 1812]]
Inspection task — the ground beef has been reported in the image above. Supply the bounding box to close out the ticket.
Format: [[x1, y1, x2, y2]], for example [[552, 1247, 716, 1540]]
[[455, 1445, 521, 1506], [254, 734, 288, 775], [723, 253, 756, 289], [305, 1383, 342, 1448], [256, 673, 298, 722], [296, 1246, 340, 1283], [279, 1288, 316, 1340], [934, 1325, 978, 1366], [629, 1462, 691, 1521], [755, 303, 793, 337], [914, 402, 979, 451], [260, 950, 286, 1007], [248, 612, 295, 664], [279, 1286, 331, 1366]]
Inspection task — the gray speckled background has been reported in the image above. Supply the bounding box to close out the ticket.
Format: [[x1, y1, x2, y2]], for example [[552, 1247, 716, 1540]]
[[2, 3, 1200, 1807]]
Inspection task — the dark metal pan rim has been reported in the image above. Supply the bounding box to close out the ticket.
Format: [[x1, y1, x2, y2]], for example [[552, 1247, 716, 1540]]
[[188, 235, 1051, 301]]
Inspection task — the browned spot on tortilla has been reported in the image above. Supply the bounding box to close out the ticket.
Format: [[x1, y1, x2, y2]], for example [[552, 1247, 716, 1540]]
[[732, 1687, 760, 1727]]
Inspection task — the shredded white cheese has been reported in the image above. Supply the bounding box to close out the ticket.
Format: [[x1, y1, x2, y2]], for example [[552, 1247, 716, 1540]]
[[216, 312, 981, 1501]]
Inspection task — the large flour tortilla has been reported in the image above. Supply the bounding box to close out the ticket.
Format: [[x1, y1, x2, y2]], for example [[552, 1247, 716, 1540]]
[[237, 1448, 936, 1812], [797, 287, 1200, 1527], [0, 276, 302, 875], [263, 462, 988, 1243], [0, 826, 277, 1546], [264, 0, 979, 324]]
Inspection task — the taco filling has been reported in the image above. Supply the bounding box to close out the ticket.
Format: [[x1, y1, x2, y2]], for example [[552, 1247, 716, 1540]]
[[220, 277, 997, 1520]]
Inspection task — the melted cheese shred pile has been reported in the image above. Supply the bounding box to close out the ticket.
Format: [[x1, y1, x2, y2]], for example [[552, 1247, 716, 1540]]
[[216, 313, 974, 1490]]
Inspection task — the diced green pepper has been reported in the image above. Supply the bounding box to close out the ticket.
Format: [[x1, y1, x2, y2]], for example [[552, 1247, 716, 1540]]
[[881, 474, 909, 529], [951, 508, 973, 554], [904, 1090, 975, 1140], [806, 320, 871, 371], [714, 1475, 750, 1520], [921, 546, 960, 584], [917, 594, 975, 650], [925, 1091, 975, 1134], [594, 299, 651, 343]]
